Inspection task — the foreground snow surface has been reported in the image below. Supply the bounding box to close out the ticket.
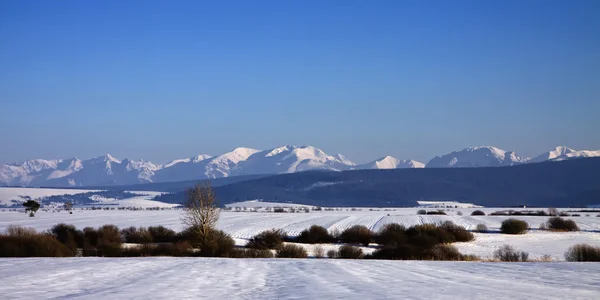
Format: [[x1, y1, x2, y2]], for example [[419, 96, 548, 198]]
[[0, 258, 598, 300]]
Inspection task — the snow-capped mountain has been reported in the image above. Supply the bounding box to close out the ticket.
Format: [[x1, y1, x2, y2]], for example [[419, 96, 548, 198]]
[[425, 146, 529, 168], [355, 156, 425, 169], [1, 145, 598, 187], [529, 146, 600, 163]]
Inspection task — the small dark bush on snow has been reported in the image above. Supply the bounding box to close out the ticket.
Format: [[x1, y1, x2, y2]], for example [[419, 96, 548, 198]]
[[475, 224, 488, 233], [0, 235, 74, 257], [500, 219, 528, 235], [471, 210, 486, 216], [276, 244, 308, 258], [417, 209, 427, 215], [494, 245, 529, 262], [49, 223, 84, 251], [565, 244, 600, 262], [339, 225, 373, 246], [440, 221, 474, 242], [426, 210, 446, 215], [327, 249, 339, 258], [121, 226, 153, 244], [246, 229, 286, 250], [5, 225, 37, 237], [195, 229, 235, 257], [338, 245, 363, 259], [375, 223, 406, 247], [296, 225, 332, 244], [148, 226, 176, 243], [545, 217, 579, 232], [229, 248, 274, 258]]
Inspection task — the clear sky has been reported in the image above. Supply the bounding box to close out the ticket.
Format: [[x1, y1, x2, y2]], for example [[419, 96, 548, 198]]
[[1, 0, 599, 164]]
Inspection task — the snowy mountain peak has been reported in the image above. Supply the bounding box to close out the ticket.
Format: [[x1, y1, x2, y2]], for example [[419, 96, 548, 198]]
[[356, 156, 425, 170], [426, 146, 528, 168], [191, 154, 212, 163], [334, 153, 356, 166], [530, 146, 599, 163]]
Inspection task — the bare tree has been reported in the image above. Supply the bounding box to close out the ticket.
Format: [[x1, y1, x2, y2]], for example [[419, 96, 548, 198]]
[[64, 201, 73, 213], [182, 182, 220, 244]]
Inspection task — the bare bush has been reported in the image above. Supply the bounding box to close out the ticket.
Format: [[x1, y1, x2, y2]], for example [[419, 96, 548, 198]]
[[313, 245, 325, 258], [5, 225, 37, 237], [544, 217, 579, 232], [475, 224, 488, 233], [565, 244, 600, 262], [471, 210, 486, 216], [327, 249, 339, 258], [276, 244, 308, 258], [500, 219, 528, 234], [297, 225, 332, 244], [493, 245, 529, 262], [339, 225, 373, 246], [338, 245, 363, 259], [121, 226, 153, 244], [375, 223, 406, 247], [246, 229, 286, 250]]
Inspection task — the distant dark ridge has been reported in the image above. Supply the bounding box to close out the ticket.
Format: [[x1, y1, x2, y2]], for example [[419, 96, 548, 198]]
[[153, 157, 600, 207]]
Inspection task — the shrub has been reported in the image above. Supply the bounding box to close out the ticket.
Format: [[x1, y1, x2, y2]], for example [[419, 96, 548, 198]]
[[370, 244, 475, 261], [339, 225, 373, 246], [229, 248, 274, 258], [417, 209, 427, 215], [493, 245, 529, 262], [565, 244, 600, 262], [97, 225, 122, 245], [338, 245, 363, 259], [246, 229, 286, 250], [121, 227, 153, 244], [471, 210, 486, 216], [313, 245, 325, 258], [148, 226, 177, 243], [196, 229, 235, 257], [500, 219, 528, 234], [297, 225, 332, 244], [82, 227, 99, 247], [276, 244, 308, 258], [375, 223, 406, 247], [544, 217, 580, 232], [0, 235, 74, 257], [440, 221, 474, 242], [96, 225, 123, 257], [49, 223, 84, 252], [475, 224, 488, 233], [327, 249, 339, 258], [456, 211, 463, 216], [426, 210, 446, 215], [5, 225, 37, 237]]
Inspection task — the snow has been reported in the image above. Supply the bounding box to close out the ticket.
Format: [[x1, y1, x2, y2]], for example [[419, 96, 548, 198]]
[[355, 156, 425, 169], [426, 146, 529, 168], [0, 258, 598, 299], [2, 208, 600, 260], [4, 145, 598, 186], [0, 187, 101, 206]]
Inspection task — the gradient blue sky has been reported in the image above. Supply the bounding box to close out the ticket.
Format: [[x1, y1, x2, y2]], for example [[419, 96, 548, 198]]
[[1, 0, 599, 164]]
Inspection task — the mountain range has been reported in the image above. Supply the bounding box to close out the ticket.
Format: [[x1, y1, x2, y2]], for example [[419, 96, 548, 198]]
[[1, 145, 598, 187]]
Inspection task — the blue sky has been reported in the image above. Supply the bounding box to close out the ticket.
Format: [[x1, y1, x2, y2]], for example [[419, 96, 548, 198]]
[[1, 0, 599, 164]]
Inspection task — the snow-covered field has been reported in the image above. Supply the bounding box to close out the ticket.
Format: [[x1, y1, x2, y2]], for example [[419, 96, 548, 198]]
[[0, 187, 176, 208], [0, 187, 101, 206], [2, 208, 599, 260], [0, 258, 598, 299]]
